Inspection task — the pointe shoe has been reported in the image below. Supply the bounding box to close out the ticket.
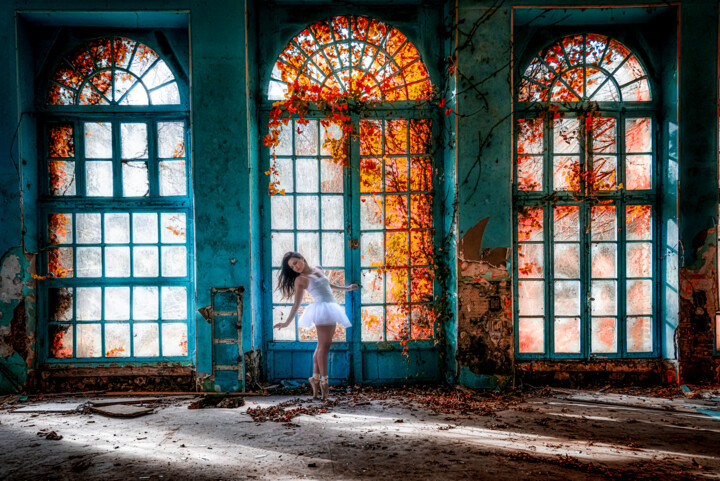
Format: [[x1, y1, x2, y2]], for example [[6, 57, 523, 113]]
[[308, 376, 320, 399], [320, 377, 329, 401]]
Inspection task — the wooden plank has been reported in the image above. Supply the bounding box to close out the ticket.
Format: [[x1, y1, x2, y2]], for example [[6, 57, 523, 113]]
[[89, 404, 154, 418]]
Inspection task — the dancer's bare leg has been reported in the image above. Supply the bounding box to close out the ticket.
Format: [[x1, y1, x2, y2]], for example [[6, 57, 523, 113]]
[[315, 324, 336, 377]]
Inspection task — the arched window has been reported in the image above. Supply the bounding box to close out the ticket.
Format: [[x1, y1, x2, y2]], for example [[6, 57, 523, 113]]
[[265, 16, 437, 376], [42, 37, 193, 361], [514, 34, 656, 359]]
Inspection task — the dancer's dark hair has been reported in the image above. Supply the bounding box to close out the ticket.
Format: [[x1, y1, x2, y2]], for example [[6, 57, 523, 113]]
[[277, 251, 304, 299]]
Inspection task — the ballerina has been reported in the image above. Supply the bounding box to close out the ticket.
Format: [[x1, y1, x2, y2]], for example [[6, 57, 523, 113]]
[[273, 251, 358, 400]]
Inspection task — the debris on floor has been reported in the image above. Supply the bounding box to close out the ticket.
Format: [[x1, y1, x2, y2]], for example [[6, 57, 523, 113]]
[[187, 395, 245, 409], [246, 398, 329, 422]]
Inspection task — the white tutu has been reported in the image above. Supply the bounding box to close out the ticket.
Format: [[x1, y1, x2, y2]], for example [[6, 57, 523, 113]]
[[298, 302, 352, 328]]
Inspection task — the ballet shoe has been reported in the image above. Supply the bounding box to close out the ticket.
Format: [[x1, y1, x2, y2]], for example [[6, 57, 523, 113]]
[[308, 376, 320, 399], [320, 377, 329, 401]]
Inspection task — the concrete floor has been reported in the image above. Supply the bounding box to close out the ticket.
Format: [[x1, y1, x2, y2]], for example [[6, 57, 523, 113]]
[[0, 386, 719, 480]]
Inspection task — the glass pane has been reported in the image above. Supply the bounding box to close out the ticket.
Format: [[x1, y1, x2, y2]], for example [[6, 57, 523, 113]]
[[122, 162, 149, 196], [271, 196, 294, 230], [591, 117, 616, 154], [385, 195, 408, 229], [385, 157, 408, 192], [361, 195, 383, 230], [49, 161, 76, 196], [591, 280, 616, 316], [105, 323, 130, 357], [410, 194, 432, 229], [321, 196, 343, 230], [361, 305, 384, 341], [386, 306, 408, 341], [48, 287, 73, 322], [161, 213, 187, 244], [133, 246, 158, 277], [518, 243, 543, 278], [273, 157, 294, 193], [360, 157, 382, 193], [554, 317, 580, 353], [553, 118, 580, 154], [48, 247, 73, 278], [591, 206, 616, 241], [49, 213, 72, 244], [518, 317, 544, 353], [553, 206, 579, 241], [360, 120, 381, 156], [627, 279, 652, 315], [134, 323, 159, 357], [133, 213, 158, 244], [77, 287, 101, 321], [626, 155, 652, 190], [620, 79, 651, 102], [133, 286, 158, 320], [273, 306, 295, 341], [409, 156, 432, 192], [162, 286, 187, 320], [517, 155, 543, 191], [50, 325, 73, 358], [322, 232, 344, 267], [386, 269, 408, 303], [361, 269, 384, 304], [591, 243, 617, 278], [121, 123, 148, 159], [627, 317, 653, 352], [150, 83, 181, 104], [295, 120, 318, 156], [592, 156, 617, 190], [626, 205, 652, 240], [410, 267, 433, 302], [77, 213, 101, 244], [518, 280, 544, 316], [76, 247, 102, 277], [105, 246, 130, 277], [120, 84, 149, 105], [517, 119, 543, 154], [105, 213, 130, 243], [77, 324, 101, 357], [157, 122, 185, 158], [385, 120, 408, 155], [320, 158, 343, 193], [274, 123, 292, 156], [271, 232, 294, 266], [84, 122, 112, 158], [161, 246, 187, 277], [554, 281, 580, 316], [49, 124, 74, 158], [321, 122, 343, 156], [162, 323, 188, 356], [297, 232, 320, 266], [411, 306, 433, 339], [591, 317, 617, 353], [105, 286, 130, 320], [627, 243, 652, 278], [143, 60, 174, 89], [159, 161, 187, 196], [86, 161, 113, 196], [625, 118, 651, 153], [296, 158, 319, 193], [518, 207, 543, 242], [554, 243, 579, 279], [296, 196, 319, 229], [553, 156, 580, 191], [361, 232, 383, 267]]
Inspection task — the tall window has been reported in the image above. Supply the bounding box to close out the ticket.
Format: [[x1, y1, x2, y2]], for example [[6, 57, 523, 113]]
[[267, 16, 435, 343], [514, 34, 656, 358], [42, 37, 192, 361]]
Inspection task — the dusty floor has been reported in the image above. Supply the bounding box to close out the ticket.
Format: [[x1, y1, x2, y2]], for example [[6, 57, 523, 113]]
[[0, 385, 719, 480]]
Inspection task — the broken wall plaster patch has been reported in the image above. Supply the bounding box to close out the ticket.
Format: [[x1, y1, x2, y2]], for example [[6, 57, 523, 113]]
[[0, 251, 23, 305]]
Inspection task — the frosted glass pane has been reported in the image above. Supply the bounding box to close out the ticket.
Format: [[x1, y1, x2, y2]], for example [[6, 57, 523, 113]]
[[271, 232, 294, 267], [553, 243, 579, 279], [162, 286, 187, 320], [86, 161, 113, 196], [625, 118, 651, 153], [591, 243, 617, 278], [321, 158, 343, 193], [49, 161, 76, 196], [626, 205, 652, 241], [553, 155, 580, 190], [159, 161, 187, 196], [49, 325, 73, 358], [273, 306, 296, 341], [554, 281, 580, 316], [361, 269, 384, 304], [518, 207, 543, 241], [275, 124, 292, 156], [627, 280, 652, 315], [161, 213, 187, 244], [553, 118, 580, 154], [271, 196, 294, 230], [517, 119, 543, 154], [105, 286, 130, 320], [554, 317, 580, 353], [121, 123, 148, 159], [591, 280, 616, 316], [105, 213, 130, 243], [76, 287, 101, 321], [592, 317, 617, 353], [592, 156, 617, 190], [296, 196, 319, 229], [321, 196, 344, 229], [76, 247, 102, 277], [84, 122, 112, 158], [133, 323, 159, 357], [322, 232, 344, 267], [120, 83, 149, 105], [518, 317, 544, 353], [361, 305, 383, 341], [517, 155, 543, 191], [77, 213, 101, 244], [162, 323, 188, 356], [114, 70, 137, 102], [518, 243, 543, 278], [77, 324, 101, 357], [296, 158, 319, 193], [295, 120, 318, 156], [360, 195, 383, 230], [143, 60, 173, 89], [518, 280, 544, 316], [591, 206, 616, 241], [626, 243, 652, 278], [626, 155, 652, 190], [297, 232, 319, 266], [361, 232, 383, 267], [105, 246, 130, 277], [161, 246, 187, 277], [105, 323, 130, 357], [553, 206, 579, 241], [48, 287, 73, 322], [157, 122, 185, 158], [133, 286, 158, 320], [48, 247, 73, 278], [150, 83, 181, 105], [627, 317, 652, 352], [122, 162, 149, 196], [273, 157, 293, 193], [132, 213, 158, 243], [133, 246, 158, 277]]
